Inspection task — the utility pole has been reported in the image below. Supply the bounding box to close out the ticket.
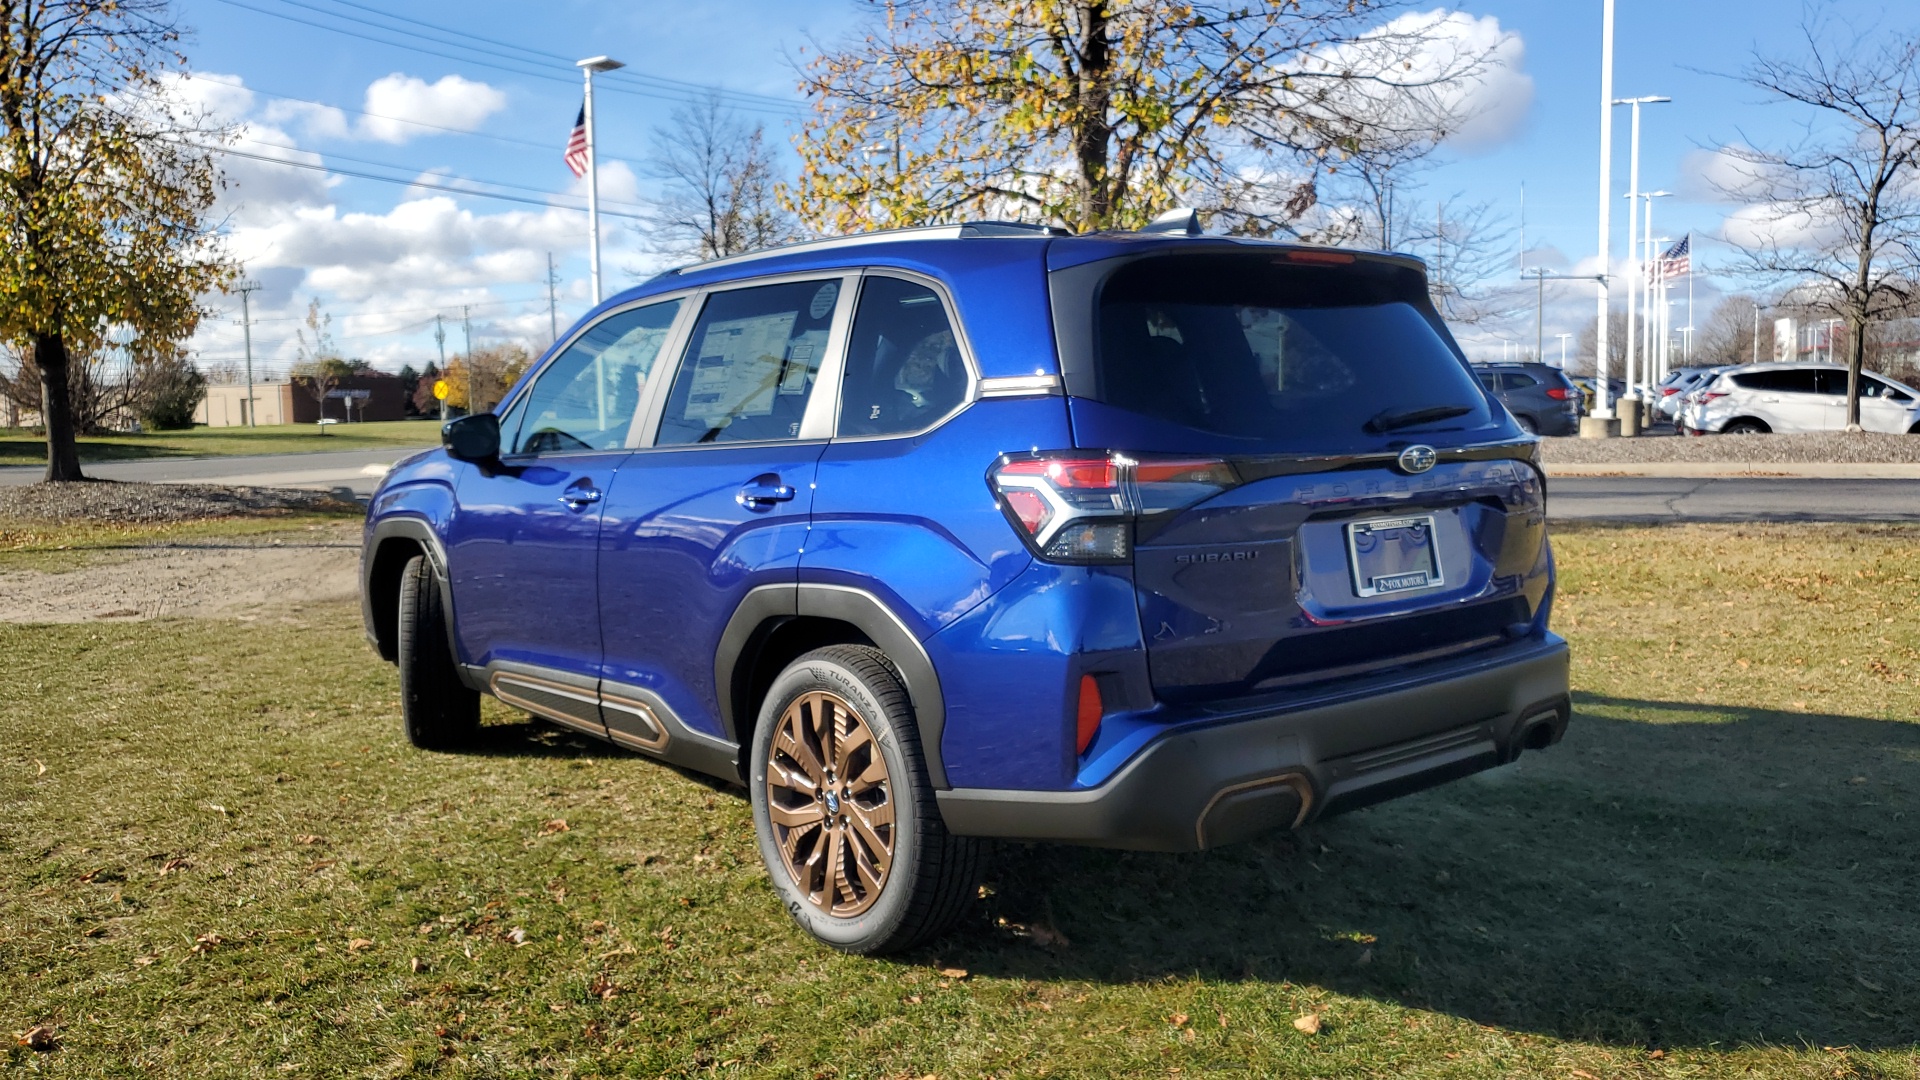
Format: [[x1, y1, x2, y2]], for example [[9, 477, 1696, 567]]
[[1590, 0, 1617, 428], [546, 252, 561, 343], [433, 314, 448, 421], [462, 305, 474, 413], [234, 280, 261, 426], [577, 56, 626, 305], [1523, 267, 1550, 361]]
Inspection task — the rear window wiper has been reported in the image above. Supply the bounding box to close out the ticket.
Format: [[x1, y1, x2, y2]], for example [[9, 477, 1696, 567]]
[[1364, 404, 1475, 434]]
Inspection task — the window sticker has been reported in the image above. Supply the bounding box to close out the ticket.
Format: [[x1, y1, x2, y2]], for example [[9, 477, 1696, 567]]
[[809, 282, 838, 320], [686, 311, 798, 422], [780, 329, 828, 394]]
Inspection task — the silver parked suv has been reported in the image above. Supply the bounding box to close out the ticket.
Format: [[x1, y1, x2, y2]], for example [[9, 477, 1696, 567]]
[[1679, 362, 1920, 435]]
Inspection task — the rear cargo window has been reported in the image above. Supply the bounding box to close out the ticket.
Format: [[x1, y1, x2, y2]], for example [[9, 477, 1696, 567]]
[[1092, 255, 1491, 442]]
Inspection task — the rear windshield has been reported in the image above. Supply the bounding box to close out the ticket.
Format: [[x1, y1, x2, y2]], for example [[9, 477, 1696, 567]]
[[1092, 255, 1492, 443]]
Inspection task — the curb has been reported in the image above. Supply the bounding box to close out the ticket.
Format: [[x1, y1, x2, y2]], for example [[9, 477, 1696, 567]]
[[1544, 462, 1920, 479]]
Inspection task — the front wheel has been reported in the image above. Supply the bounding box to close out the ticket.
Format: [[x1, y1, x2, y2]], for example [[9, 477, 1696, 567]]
[[397, 554, 480, 749], [749, 645, 981, 954], [1722, 419, 1771, 435]]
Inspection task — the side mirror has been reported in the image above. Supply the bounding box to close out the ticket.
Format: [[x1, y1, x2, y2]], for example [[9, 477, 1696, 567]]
[[443, 413, 500, 463]]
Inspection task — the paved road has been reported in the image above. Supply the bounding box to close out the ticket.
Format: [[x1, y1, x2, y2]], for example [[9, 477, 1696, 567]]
[[0, 447, 423, 497], [1549, 476, 1920, 523], [5, 450, 1918, 521]]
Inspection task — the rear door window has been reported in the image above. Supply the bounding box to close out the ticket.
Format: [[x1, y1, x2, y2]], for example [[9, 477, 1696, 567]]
[[1501, 372, 1540, 391], [1091, 255, 1491, 445], [656, 280, 839, 446], [837, 276, 969, 436]]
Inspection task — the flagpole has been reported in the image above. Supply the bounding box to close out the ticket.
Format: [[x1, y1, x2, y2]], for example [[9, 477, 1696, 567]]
[[1685, 231, 1693, 366], [577, 56, 625, 306]]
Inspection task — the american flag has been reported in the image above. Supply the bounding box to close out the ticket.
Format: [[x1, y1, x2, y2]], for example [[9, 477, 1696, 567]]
[[1658, 235, 1690, 279], [564, 106, 588, 178]]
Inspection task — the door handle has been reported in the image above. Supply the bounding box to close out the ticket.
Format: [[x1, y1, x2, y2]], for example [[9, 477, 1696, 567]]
[[736, 476, 796, 509], [559, 482, 602, 510]]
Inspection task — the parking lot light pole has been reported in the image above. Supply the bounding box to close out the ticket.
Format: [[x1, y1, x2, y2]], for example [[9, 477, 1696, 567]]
[[577, 55, 625, 305], [234, 279, 261, 427], [1615, 95, 1670, 414], [1589, 0, 1617, 430]]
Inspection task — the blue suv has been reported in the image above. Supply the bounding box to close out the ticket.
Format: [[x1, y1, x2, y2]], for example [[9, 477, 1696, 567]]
[[361, 221, 1570, 954]]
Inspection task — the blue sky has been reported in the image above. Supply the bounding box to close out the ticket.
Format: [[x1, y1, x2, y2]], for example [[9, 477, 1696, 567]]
[[170, 0, 1912, 370]]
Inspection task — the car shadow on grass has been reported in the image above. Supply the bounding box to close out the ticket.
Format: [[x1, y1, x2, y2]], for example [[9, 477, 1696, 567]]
[[954, 691, 1920, 1052]]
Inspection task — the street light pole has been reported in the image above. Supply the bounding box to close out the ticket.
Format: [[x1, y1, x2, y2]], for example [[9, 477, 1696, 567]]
[[577, 55, 626, 306], [462, 305, 474, 413], [1557, 333, 1573, 369], [1641, 192, 1672, 391], [1591, 0, 1617, 428], [1614, 95, 1670, 414]]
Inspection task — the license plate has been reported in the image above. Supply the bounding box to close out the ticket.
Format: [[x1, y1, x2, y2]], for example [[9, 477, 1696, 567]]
[[1346, 515, 1444, 597]]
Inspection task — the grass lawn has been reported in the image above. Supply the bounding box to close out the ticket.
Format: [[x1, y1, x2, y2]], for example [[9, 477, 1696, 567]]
[[3, 524, 1917, 1077], [0, 510, 364, 574], [0, 421, 441, 467]]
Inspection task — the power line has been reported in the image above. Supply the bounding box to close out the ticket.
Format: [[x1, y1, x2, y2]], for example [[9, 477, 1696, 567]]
[[225, 134, 652, 214], [304, 0, 801, 110], [203, 142, 653, 220], [206, 0, 804, 117]]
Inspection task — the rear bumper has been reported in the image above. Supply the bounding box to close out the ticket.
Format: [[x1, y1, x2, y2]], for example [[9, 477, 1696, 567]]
[[935, 636, 1570, 852]]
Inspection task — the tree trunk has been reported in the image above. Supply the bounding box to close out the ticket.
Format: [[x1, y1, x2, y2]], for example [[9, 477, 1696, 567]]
[[34, 332, 86, 482], [1072, 3, 1113, 231], [1845, 314, 1866, 430]]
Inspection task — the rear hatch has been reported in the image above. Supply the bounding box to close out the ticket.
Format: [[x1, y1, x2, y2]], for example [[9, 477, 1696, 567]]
[[1041, 245, 1550, 704]]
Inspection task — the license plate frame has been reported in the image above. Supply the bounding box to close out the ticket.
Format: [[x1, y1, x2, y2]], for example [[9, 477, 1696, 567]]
[[1345, 514, 1445, 598]]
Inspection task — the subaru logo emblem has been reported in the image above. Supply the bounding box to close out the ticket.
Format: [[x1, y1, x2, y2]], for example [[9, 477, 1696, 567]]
[[1397, 445, 1438, 474]]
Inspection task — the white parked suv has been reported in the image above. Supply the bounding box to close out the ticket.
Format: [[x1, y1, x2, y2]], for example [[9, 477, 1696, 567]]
[[1679, 362, 1920, 435]]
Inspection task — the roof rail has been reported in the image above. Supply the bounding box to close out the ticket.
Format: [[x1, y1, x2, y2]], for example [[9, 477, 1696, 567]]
[[667, 220, 1069, 275]]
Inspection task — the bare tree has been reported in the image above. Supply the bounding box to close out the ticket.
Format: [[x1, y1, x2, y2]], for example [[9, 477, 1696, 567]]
[[644, 93, 799, 262], [1713, 24, 1920, 427], [1694, 294, 1773, 366], [290, 299, 339, 432], [1575, 308, 1628, 379]]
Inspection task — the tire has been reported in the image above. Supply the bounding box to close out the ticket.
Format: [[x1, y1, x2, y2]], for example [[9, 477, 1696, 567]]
[[397, 554, 479, 749], [1721, 419, 1770, 435], [1513, 414, 1539, 435], [749, 645, 981, 954]]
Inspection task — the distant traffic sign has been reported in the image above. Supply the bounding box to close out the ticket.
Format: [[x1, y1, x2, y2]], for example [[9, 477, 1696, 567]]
[[433, 379, 450, 401]]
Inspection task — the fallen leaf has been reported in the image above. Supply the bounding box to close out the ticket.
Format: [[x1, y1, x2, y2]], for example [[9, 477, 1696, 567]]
[[937, 966, 968, 979], [1218, 1012, 1229, 1028], [347, 938, 373, 952], [1649, 1049, 1666, 1059], [193, 932, 224, 953], [205, 803, 227, 815], [539, 819, 570, 835], [296, 834, 323, 845], [505, 927, 528, 946], [133, 953, 159, 967], [410, 957, 427, 973], [1849, 776, 1868, 785], [306, 860, 336, 873], [17, 1026, 56, 1051], [906, 994, 923, 1004], [1170, 1013, 1189, 1027], [83, 926, 108, 938], [1292, 1013, 1322, 1035], [34, 759, 46, 776], [158, 858, 189, 876]]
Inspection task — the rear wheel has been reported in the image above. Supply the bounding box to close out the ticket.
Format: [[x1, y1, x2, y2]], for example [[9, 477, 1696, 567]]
[[397, 554, 479, 749], [750, 645, 981, 954], [1513, 414, 1539, 435], [1722, 418, 1770, 435]]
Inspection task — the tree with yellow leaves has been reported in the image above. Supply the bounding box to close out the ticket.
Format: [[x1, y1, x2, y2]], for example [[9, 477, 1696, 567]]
[[790, 0, 1497, 236], [0, 0, 232, 480]]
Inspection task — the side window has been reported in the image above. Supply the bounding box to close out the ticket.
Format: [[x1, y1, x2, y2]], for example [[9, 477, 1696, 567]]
[[1860, 376, 1888, 399], [656, 280, 839, 446], [1475, 371, 1500, 393], [1774, 369, 1821, 394], [1813, 369, 1850, 395], [837, 277, 969, 437], [504, 299, 681, 455], [1502, 372, 1539, 390]]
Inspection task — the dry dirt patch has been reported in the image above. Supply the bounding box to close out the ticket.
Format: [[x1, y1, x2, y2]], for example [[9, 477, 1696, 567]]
[[0, 523, 361, 623]]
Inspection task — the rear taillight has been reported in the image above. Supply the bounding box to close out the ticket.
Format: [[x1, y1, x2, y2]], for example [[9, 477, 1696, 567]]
[[1545, 387, 1576, 400], [1661, 387, 1680, 397], [1703, 391, 1729, 402], [988, 451, 1239, 563]]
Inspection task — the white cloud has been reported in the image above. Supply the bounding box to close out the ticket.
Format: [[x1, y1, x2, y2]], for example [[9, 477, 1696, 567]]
[[262, 99, 352, 141], [1294, 10, 1534, 153], [358, 74, 508, 143]]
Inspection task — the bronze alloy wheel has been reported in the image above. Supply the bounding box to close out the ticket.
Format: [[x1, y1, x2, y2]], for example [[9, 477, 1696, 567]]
[[764, 689, 895, 917]]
